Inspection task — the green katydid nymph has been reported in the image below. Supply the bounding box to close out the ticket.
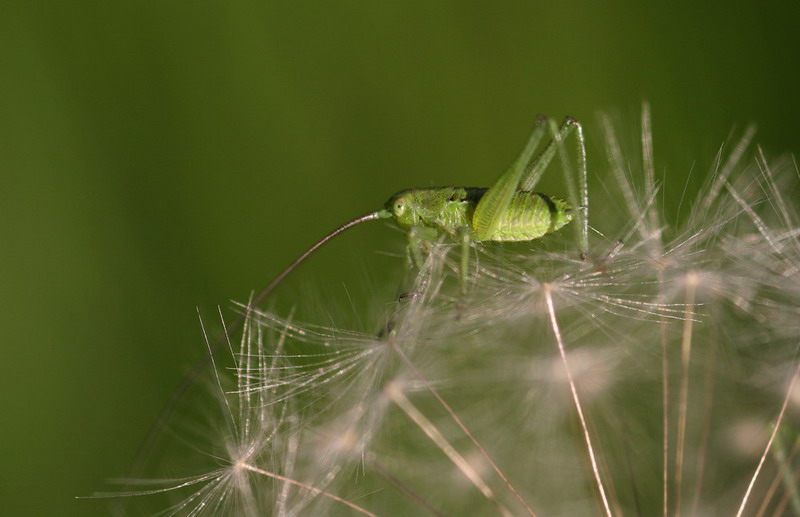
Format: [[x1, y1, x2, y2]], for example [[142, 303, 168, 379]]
[[252, 116, 589, 303], [137, 117, 589, 454]]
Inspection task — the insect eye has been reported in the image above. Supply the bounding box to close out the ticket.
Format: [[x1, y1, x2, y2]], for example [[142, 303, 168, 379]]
[[393, 199, 406, 216]]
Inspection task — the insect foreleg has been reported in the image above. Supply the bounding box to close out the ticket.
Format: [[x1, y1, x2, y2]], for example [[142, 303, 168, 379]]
[[407, 226, 426, 271]]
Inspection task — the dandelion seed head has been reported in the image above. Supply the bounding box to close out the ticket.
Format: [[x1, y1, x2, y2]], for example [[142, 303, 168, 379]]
[[116, 110, 800, 516]]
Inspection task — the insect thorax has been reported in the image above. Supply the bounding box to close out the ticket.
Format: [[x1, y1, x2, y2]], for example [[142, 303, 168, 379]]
[[386, 187, 485, 234]]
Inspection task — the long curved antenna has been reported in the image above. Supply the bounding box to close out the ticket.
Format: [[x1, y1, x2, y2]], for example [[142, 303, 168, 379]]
[[250, 211, 386, 310], [127, 210, 387, 477]]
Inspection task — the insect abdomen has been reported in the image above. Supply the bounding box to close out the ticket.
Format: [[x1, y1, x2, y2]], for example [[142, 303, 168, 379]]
[[476, 191, 572, 242]]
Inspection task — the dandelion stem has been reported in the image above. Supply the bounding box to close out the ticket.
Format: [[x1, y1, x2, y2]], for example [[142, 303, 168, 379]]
[[726, 181, 798, 274], [771, 430, 800, 515], [602, 114, 647, 244], [689, 314, 720, 516], [198, 309, 236, 436], [367, 455, 447, 517], [735, 364, 800, 517], [675, 272, 698, 515], [704, 124, 756, 212], [661, 323, 670, 517], [239, 462, 379, 517], [388, 341, 538, 517], [642, 102, 659, 233], [385, 382, 512, 517], [543, 285, 613, 517], [773, 477, 800, 517], [275, 425, 299, 517], [657, 271, 671, 517]]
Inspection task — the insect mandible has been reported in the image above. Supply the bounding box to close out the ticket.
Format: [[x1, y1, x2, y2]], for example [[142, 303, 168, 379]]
[[257, 115, 589, 301]]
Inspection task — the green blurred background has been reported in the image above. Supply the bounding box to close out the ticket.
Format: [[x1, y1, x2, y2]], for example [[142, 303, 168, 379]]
[[1, 1, 798, 515]]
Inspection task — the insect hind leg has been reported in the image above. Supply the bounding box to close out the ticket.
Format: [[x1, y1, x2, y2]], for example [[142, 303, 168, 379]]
[[572, 118, 589, 259], [557, 117, 589, 259], [520, 116, 590, 259]]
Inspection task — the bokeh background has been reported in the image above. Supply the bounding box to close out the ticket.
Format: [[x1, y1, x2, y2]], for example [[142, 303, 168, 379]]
[[2, 1, 799, 515]]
